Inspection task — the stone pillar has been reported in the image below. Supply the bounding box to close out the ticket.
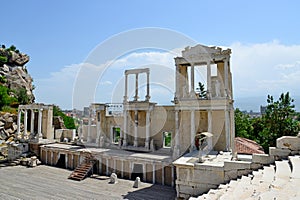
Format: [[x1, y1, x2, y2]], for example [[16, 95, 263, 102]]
[[51, 151, 53, 165], [38, 109, 43, 138], [162, 164, 165, 185], [30, 109, 35, 134], [113, 159, 116, 173], [143, 164, 146, 182], [171, 165, 175, 187], [208, 110, 212, 133], [45, 149, 48, 165], [87, 106, 92, 143], [78, 120, 83, 142], [173, 110, 180, 158], [190, 110, 195, 152], [106, 158, 109, 176], [23, 110, 28, 139], [175, 64, 180, 99], [207, 61, 211, 99], [134, 110, 138, 147], [96, 111, 101, 146], [190, 64, 195, 94], [146, 71, 150, 101], [134, 73, 139, 101], [121, 160, 124, 178], [123, 110, 127, 147], [71, 154, 74, 169], [65, 154, 68, 169], [99, 157, 102, 175], [17, 110, 21, 136], [152, 163, 156, 184], [124, 74, 128, 102], [145, 110, 150, 149], [224, 58, 229, 98], [129, 162, 133, 179], [225, 110, 230, 151], [230, 108, 235, 152]]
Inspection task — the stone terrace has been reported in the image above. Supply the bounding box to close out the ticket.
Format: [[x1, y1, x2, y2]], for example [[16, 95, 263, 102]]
[[0, 165, 176, 200]]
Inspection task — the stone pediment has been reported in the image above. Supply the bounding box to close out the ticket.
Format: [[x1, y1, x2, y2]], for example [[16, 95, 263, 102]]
[[182, 44, 231, 63]]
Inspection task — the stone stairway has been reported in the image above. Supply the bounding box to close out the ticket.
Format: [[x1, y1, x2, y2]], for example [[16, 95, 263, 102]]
[[68, 154, 96, 181], [190, 155, 300, 200]]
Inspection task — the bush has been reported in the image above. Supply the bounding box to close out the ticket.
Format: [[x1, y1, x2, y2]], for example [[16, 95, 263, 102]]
[[53, 105, 76, 129], [0, 55, 7, 65], [0, 85, 17, 110]]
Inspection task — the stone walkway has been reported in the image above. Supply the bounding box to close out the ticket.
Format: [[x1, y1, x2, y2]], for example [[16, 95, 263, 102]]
[[0, 165, 176, 200]]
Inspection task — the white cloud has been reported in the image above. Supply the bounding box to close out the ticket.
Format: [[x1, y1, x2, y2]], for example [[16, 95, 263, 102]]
[[34, 41, 300, 110]]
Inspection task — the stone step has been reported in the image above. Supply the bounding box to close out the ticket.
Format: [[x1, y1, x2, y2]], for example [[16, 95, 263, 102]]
[[289, 156, 300, 179], [275, 160, 291, 180], [261, 165, 275, 183]]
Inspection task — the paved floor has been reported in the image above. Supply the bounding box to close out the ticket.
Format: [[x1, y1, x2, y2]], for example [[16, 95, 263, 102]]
[[0, 165, 176, 200]]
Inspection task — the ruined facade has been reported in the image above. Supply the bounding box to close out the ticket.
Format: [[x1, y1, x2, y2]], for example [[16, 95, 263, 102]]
[[36, 44, 235, 190]]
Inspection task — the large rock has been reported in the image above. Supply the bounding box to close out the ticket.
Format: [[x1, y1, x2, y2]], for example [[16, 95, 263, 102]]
[[53, 116, 66, 129]]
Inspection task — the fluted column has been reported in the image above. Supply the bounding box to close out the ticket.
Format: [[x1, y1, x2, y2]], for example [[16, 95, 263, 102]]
[[145, 110, 150, 149], [133, 110, 138, 147], [190, 110, 195, 152], [30, 109, 35, 134], [190, 64, 195, 95], [23, 110, 28, 140], [38, 109, 42, 138], [225, 109, 230, 151], [207, 61, 211, 99], [134, 73, 139, 101], [124, 74, 128, 102], [123, 110, 127, 147], [224, 58, 229, 98], [173, 110, 180, 158], [17, 110, 21, 136], [146, 71, 150, 101], [208, 110, 212, 133]]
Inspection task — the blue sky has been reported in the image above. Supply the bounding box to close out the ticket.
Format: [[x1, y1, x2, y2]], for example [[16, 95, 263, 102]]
[[2, 1, 300, 110]]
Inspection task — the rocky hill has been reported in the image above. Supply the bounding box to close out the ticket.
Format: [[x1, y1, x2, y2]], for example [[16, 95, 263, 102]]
[[0, 45, 35, 104]]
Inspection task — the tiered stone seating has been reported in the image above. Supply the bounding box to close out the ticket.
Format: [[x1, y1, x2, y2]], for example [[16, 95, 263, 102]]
[[190, 155, 300, 200]]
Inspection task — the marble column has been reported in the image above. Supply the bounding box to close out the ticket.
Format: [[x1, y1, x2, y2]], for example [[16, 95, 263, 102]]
[[30, 109, 35, 134], [51, 151, 53, 165], [38, 109, 43, 138], [225, 110, 230, 151], [146, 71, 150, 101], [124, 74, 128, 102], [121, 160, 124, 178], [175, 64, 180, 99], [171, 165, 175, 187], [207, 61, 211, 99], [190, 110, 195, 152], [17, 110, 21, 136], [190, 64, 195, 95], [133, 110, 138, 147], [123, 110, 127, 147], [99, 157, 102, 175], [96, 111, 101, 146], [230, 108, 235, 152], [152, 163, 156, 184], [208, 110, 212, 133], [87, 106, 92, 143], [224, 58, 229, 98], [106, 158, 109, 176], [65, 154, 68, 169], [134, 73, 139, 101], [173, 110, 180, 158], [161, 164, 165, 185], [23, 110, 28, 139], [45, 149, 48, 165], [143, 164, 146, 182], [145, 110, 150, 149]]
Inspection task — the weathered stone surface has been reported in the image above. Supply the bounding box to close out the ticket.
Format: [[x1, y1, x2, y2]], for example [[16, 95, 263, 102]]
[[269, 147, 291, 158], [224, 160, 251, 171], [53, 116, 66, 129], [252, 153, 274, 165], [277, 136, 300, 151]]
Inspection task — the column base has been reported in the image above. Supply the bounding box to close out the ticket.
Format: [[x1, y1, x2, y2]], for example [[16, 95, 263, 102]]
[[122, 139, 127, 147], [133, 140, 138, 147], [145, 140, 149, 149]]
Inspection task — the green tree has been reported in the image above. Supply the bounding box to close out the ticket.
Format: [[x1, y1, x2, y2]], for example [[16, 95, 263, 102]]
[[196, 82, 207, 98], [234, 108, 253, 138], [262, 92, 299, 148], [53, 105, 76, 129], [0, 85, 17, 110], [16, 88, 30, 105]]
